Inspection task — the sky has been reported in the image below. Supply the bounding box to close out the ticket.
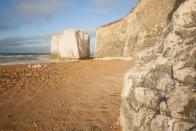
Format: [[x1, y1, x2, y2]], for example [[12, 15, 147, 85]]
[[0, 0, 139, 53]]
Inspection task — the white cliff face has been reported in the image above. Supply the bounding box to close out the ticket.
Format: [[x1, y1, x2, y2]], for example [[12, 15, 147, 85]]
[[59, 30, 80, 58], [51, 29, 90, 59], [121, 0, 196, 130], [95, 0, 186, 58], [51, 35, 61, 56]]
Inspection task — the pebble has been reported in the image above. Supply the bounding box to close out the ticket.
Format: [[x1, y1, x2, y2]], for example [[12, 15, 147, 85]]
[[27, 64, 47, 68]]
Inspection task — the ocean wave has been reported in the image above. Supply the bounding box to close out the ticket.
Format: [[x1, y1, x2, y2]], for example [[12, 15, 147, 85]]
[[0, 53, 49, 65]]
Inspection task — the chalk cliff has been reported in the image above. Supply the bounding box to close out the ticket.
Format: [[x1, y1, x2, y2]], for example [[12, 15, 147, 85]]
[[51, 34, 62, 56], [95, 0, 186, 58], [121, 0, 196, 130], [51, 29, 90, 59]]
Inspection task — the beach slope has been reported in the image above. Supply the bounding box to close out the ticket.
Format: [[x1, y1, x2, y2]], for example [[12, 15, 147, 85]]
[[0, 60, 135, 130]]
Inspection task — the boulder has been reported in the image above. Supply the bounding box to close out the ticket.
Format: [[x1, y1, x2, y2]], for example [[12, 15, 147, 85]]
[[121, 0, 196, 131]]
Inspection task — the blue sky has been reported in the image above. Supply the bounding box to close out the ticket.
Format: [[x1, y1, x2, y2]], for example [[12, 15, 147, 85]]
[[0, 0, 138, 53]]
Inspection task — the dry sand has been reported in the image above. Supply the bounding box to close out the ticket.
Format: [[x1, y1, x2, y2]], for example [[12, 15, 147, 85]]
[[0, 60, 135, 131]]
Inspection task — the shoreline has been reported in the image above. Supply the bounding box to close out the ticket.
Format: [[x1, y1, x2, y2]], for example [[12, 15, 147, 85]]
[[0, 57, 135, 66]]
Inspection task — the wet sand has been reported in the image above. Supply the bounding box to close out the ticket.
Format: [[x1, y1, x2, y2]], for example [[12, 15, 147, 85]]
[[0, 60, 135, 131]]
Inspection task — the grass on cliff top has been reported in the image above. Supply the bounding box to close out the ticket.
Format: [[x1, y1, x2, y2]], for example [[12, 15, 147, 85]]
[[48, 55, 62, 59]]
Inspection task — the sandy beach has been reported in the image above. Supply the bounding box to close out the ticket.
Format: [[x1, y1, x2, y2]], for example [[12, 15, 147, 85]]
[[0, 59, 135, 131]]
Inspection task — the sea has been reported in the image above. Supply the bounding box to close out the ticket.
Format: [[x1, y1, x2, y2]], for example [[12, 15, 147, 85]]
[[0, 53, 95, 65], [0, 53, 49, 65]]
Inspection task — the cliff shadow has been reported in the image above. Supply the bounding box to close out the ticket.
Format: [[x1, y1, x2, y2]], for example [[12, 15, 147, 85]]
[[167, 0, 186, 23], [75, 31, 93, 60]]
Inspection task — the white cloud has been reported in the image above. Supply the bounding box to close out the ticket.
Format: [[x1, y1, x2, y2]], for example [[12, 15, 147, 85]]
[[0, 34, 52, 53], [17, 0, 71, 17], [1, 34, 51, 45]]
